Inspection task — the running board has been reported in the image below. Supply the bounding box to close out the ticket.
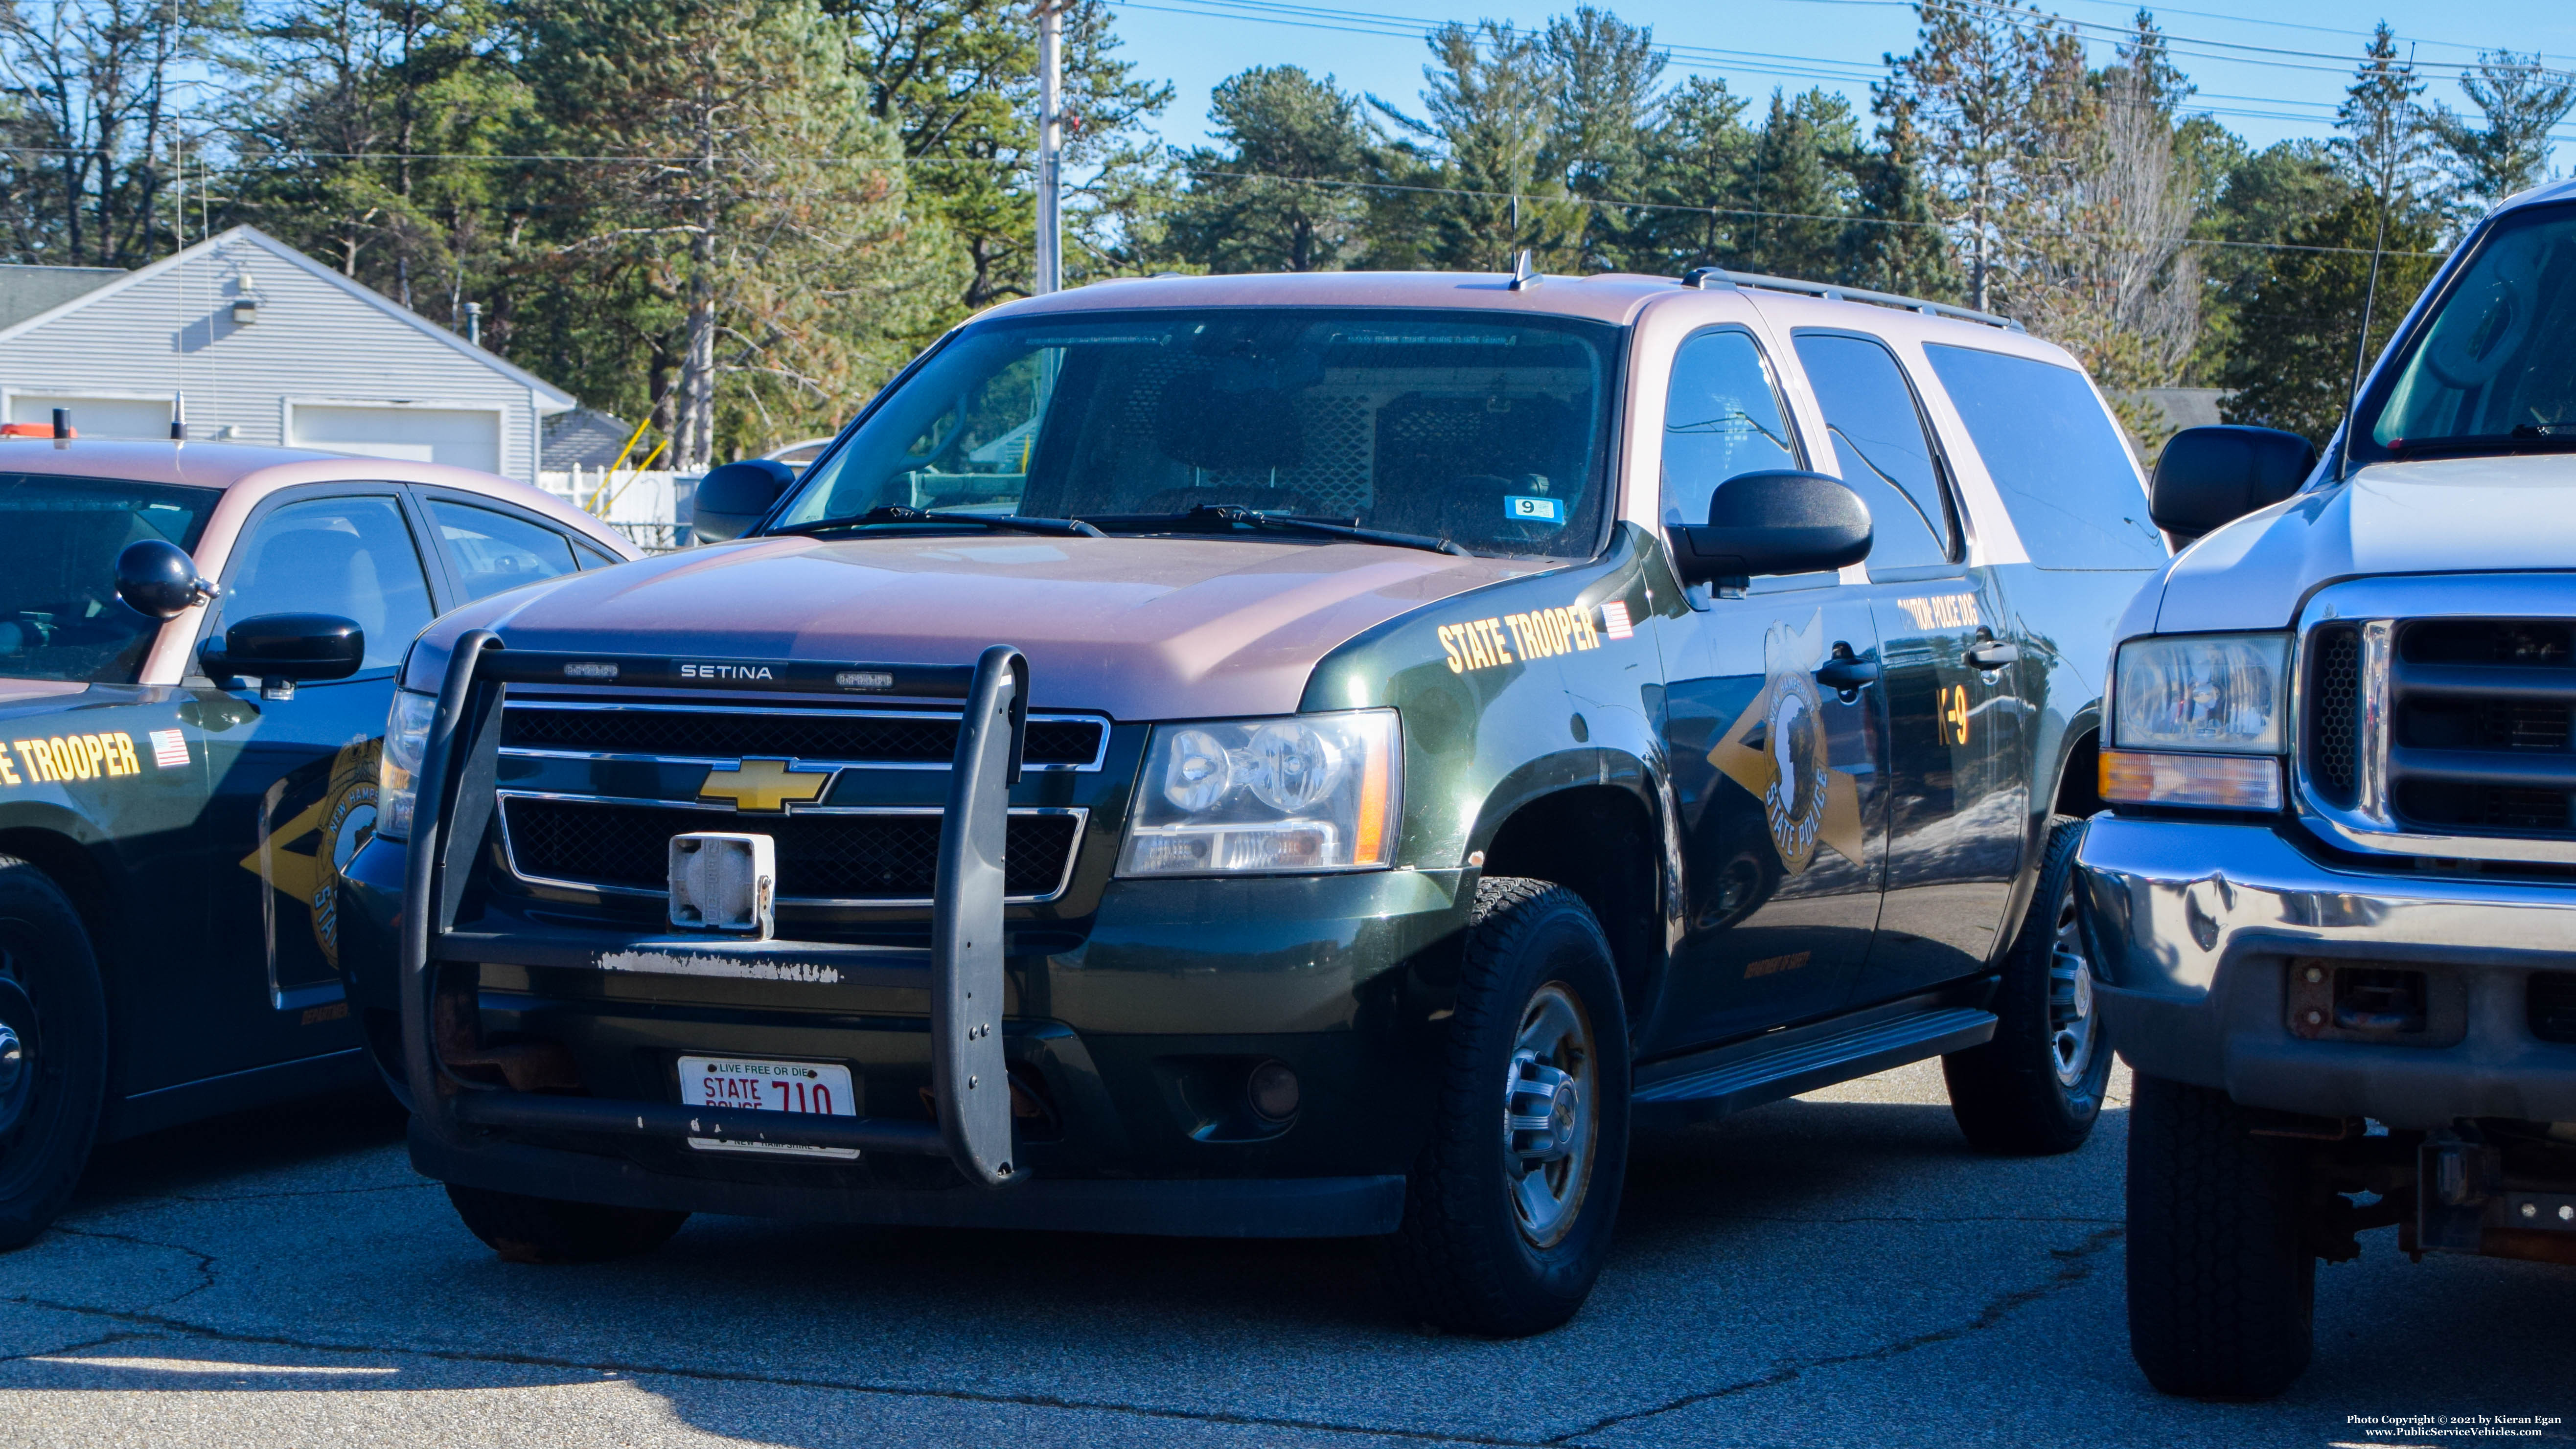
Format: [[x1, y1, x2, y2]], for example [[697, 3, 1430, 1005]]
[[1633, 1005, 1996, 1127]]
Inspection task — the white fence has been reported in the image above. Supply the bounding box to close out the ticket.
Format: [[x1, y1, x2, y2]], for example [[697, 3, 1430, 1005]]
[[538, 466, 699, 552]]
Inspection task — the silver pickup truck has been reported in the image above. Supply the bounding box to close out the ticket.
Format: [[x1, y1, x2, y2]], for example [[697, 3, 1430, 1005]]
[[2079, 179, 2576, 1398]]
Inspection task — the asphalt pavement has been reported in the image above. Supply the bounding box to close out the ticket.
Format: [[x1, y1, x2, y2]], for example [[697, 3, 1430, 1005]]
[[0, 1061, 2566, 1448]]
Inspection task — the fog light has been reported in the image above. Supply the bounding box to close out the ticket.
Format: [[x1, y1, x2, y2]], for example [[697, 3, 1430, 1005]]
[[1247, 1060, 1300, 1122]]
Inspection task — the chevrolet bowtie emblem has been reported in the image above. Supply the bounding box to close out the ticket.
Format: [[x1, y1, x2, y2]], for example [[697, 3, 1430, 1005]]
[[697, 758, 834, 813]]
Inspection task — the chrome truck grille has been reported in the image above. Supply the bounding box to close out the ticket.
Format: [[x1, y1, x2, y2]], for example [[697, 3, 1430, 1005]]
[[2297, 577, 2576, 862], [494, 698, 1102, 904]]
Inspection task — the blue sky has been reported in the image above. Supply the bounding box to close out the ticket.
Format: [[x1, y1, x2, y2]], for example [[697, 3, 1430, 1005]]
[[1107, 0, 2576, 177]]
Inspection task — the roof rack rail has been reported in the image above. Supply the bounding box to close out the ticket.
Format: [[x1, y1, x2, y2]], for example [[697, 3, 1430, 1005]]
[[1679, 266, 2023, 332]]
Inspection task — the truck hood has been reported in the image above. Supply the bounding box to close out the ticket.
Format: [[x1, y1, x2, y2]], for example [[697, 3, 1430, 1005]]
[[0, 679, 89, 718], [2155, 455, 2576, 633], [405, 533, 1549, 719]]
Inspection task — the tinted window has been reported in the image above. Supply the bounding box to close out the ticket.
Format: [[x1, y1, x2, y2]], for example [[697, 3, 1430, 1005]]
[[0, 474, 219, 682], [1661, 330, 1800, 527], [2364, 202, 2576, 459], [574, 540, 620, 570], [1794, 333, 1955, 572], [776, 310, 1617, 559], [218, 496, 434, 672], [1923, 344, 2165, 569], [432, 500, 580, 600]]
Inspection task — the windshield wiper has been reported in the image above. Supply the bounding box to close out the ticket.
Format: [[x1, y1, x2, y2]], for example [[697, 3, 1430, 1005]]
[[769, 505, 1104, 539], [1080, 503, 1472, 558]]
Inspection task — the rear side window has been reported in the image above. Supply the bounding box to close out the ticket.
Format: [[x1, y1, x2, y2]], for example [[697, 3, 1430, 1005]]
[[1923, 344, 2166, 569], [1793, 333, 1956, 572], [431, 500, 581, 601]]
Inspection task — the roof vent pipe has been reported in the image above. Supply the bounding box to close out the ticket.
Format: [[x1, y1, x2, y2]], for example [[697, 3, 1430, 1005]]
[[52, 408, 69, 441], [172, 391, 186, 441]]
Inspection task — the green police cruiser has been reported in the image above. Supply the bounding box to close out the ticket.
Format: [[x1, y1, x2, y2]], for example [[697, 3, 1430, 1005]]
[[341, 263, 2167, 1335]]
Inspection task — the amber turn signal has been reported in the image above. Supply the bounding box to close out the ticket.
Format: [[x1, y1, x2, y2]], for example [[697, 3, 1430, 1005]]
[[2101, 749, 2283, 811]]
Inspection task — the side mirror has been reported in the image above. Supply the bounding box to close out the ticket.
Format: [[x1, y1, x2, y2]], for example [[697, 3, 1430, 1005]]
[[2149, 425, 2317, 541], [115, 538, 217, 620], [201, 612, 364, 698], [691, 459, 797, 543], [1668, 470, 1873, 588]]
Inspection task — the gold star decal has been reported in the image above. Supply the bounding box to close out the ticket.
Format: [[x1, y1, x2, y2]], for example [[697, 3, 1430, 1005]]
[[698, 758, 835, 813], [1706, 610, 1866, 874]]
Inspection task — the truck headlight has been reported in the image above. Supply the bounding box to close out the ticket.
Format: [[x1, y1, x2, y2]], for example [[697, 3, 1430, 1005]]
[[2105, 633, 2289, 810], [376, 689, 437, 840], [1119, 710, 1401, 876]]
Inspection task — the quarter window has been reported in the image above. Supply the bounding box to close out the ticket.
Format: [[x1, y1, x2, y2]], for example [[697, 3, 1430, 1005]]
[[218, 496, 435, 672], [431, 500, 581, 601], [1661, 330, 1800, 528], [1922, 344, 2166, 570], [1794, 333, 1957, 572]]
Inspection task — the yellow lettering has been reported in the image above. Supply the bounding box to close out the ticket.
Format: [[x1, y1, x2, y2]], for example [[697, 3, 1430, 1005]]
[[82, 735, 107, 778], [113, 733, 138, 775], [0, 749, 16, 786], [1485, 618, 1514, 665], [1439, 625, 1466, 674], [44, 738, 74, 780], [8, 743, 40, 783]]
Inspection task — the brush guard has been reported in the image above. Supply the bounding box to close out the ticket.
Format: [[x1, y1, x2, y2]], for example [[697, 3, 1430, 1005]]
[[397, 633, 1030, 1187]]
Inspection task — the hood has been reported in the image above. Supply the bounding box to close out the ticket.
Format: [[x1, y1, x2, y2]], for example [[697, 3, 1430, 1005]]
[[2154, 454, 2576, 634], [406, 534, 1551, 719], [0, 679, 88, 716]]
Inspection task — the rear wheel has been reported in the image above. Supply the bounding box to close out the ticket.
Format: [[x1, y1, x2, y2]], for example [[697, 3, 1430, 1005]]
[[2126, 1073, 2315, 1400], [1945, 815, 2110, 1155], [0, 856, 108, 1250], [1381, 877, 1630, 1337], [445, 1184, 689, 1265]]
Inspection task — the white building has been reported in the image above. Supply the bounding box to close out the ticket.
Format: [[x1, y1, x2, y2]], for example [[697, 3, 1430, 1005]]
[[0, 226, 575, 483]]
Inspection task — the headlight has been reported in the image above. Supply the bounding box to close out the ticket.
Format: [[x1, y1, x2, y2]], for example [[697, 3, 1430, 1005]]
[[376, 689, 437, 840], [2105, 633, 2289, 810], [1120, 710, 1400, 876]]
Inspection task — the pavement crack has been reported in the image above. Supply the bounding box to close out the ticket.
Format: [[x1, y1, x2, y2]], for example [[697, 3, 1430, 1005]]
[[42, 1225, 221, 1311], [0, 1294, 1559, 1447], [1549, 1225, 2126, 1445]]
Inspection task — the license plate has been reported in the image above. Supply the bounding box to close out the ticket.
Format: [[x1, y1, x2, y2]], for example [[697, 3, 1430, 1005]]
[[677, 1055, 859, 1159]]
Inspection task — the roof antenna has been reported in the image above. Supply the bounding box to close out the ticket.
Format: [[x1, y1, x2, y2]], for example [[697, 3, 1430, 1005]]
[[1508, 249, 1543, 291], [51, 408, 69, 441], [171, 391, 186, 441]]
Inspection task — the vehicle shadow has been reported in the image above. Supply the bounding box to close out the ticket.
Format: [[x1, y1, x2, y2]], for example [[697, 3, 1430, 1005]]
[[70, 1084, 413, 1214]]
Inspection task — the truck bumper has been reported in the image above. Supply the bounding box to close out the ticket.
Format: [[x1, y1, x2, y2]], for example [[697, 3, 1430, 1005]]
[[2075, 814, 2576, 1128]]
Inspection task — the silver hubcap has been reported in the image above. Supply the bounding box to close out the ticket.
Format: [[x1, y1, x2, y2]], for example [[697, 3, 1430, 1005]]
[[2046, 894, 2097, 1087], [1505, 982, 1598, 1248]]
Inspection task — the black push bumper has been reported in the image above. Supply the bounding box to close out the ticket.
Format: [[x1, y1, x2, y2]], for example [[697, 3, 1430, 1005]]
[[401, 634, 1033, 1185]]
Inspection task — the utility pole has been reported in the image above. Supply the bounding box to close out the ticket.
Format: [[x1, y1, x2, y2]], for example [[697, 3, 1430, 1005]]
[[1034, 0, 1064, 294]]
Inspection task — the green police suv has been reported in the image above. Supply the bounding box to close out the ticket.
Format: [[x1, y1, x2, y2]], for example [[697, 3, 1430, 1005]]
[[342, 267, 2164, 1335]]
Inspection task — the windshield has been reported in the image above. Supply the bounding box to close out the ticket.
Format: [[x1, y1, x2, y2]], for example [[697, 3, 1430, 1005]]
[[2361, 201, 2576, 461], [0, 473, 220, 683], [773, 309, 1618, 559]]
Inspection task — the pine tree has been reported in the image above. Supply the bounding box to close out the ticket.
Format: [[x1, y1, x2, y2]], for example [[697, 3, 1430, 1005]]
[[1733, 88, 1857, 281], [1372, 22, 1584, 272], [1541, 6, 1663, 270], [1628, 76, 1750, 273], [2428, 51, 2576, 215], [1167, 66, 1371, 273]]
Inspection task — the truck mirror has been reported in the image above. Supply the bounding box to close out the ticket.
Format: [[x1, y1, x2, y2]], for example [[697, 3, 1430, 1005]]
[[201, 612, 365, 695], [115, 538, 216, 620], [2149, 425, 2317, 542], [691, 459, 798, 543], [1668, 470, 1873, 588]]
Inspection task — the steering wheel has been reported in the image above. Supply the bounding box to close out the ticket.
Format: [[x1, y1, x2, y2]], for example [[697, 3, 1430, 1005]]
[[2422, 235, 2544, 389]]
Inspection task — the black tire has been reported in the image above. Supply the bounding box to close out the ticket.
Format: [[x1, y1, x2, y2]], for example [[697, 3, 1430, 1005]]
[[2126, 1073, 2315, 1400], [0, 856, 109, 1250], [1944, 815, 2111, 1155], [445, 1184, 689, 1265], [1381, 877, 1630, 1337]]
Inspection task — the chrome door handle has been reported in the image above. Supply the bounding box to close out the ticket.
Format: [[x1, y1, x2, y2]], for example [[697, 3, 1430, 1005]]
[[1966, 640, 2021, 670], [1815, 654, 1882, 691]]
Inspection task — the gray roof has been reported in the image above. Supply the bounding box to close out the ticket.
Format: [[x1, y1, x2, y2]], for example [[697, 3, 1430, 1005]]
[[0, 264, 123, 332], [542, 407, 639, 470]]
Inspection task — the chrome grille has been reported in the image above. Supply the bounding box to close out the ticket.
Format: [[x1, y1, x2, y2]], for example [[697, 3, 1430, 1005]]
[[501, 701, 1107, 770], [2298, 581, 2576, 863], [498, 795, 1086, 904]]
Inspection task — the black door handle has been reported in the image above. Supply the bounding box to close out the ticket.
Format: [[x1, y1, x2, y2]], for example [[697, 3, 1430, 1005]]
[[1816, 653, 1882, 692], [1966, 640, 2021, 670]]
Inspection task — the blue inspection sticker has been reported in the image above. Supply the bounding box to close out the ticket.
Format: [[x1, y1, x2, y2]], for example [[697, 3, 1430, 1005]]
[[1504, 495, 1565, 525]]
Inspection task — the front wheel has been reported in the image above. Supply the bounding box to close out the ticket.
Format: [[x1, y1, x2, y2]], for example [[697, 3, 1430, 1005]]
[[2125, 1073, 2316, 1399], [0, 857, 109, 1250], [1944, 815, 2110, 1155], [446, 1184, 689, 1265], [1380, 877, 1630, 1337]]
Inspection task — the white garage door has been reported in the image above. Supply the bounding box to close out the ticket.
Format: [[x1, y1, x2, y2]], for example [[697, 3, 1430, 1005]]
[[9, 394, 175, 440], [289, 405, 500, 474]]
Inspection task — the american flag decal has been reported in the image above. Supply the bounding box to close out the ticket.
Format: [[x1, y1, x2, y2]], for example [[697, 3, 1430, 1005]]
[[1599, 600, 1634, 640], [148, 729, 188, 769]]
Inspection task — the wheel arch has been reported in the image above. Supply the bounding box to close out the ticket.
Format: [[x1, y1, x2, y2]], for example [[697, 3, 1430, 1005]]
[[1467, 762, 1677, 1035], [1996, 705, 2102, 962]]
